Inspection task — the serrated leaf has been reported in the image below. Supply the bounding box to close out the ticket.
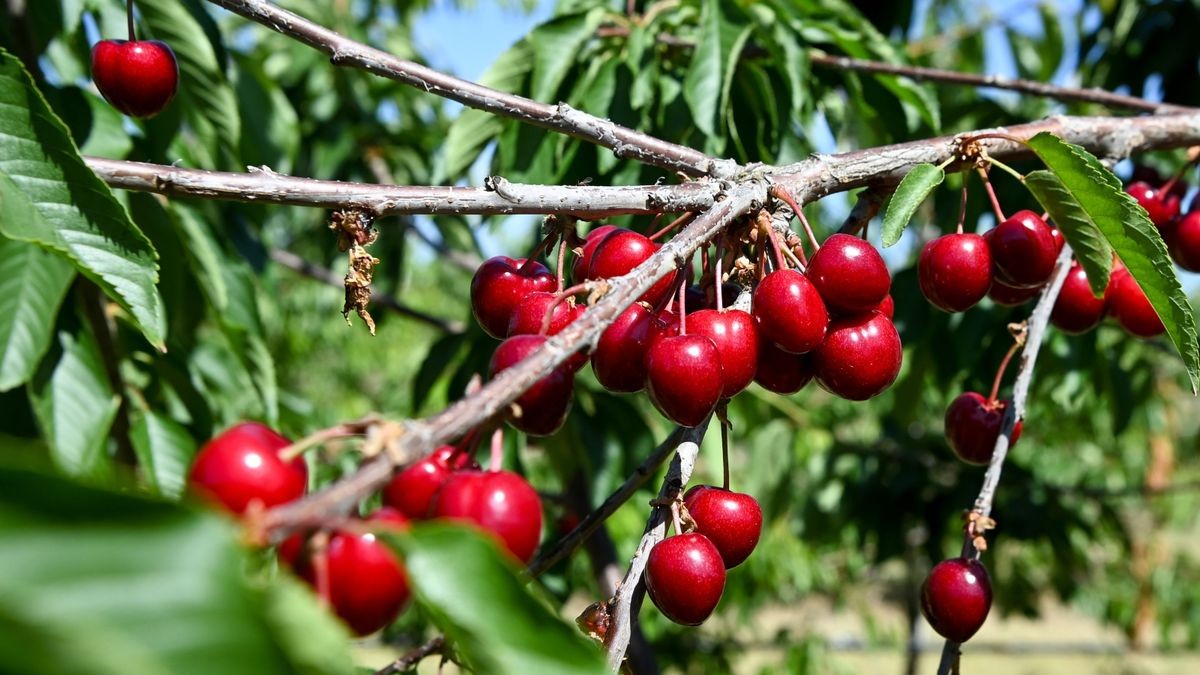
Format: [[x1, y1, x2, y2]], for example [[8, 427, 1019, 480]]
[[1024, 170, 1113, 292], [129, 411, 195, 499], [218, 264, 278, 424], [0, 50, 165, 348], [882, 164, 944, 247], [0, 235, 75, 391], [440, 41, 533, 180], [530, 10, 604, 104], [169, 203, 229, 312], [683, 0, 752, 138], [1026, 131, 1200, 393], [386, 524, 605, 675]]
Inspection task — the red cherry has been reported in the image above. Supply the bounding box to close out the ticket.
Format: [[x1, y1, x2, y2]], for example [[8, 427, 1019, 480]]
[[430, 470, 543, 563], [1126, 181, 1181, 230], [683, 486, 763, 569], [382, 445, 478, 519], [806, 234, 891, 315], [645, 334, 724, 427], [489, 335, 574, 436], [1170, 211, 1200, 272], [987, 276, 1040, 307], [646, 309, 681, 350], [591, 303, 654, 393], [506, 292, 582, 337], [752, 269, 828, 354], [187, 422, 307, 514], [754, 338, 814, 395], [1050, 262, 1107, 334], [1106, 267, 1165, 337], [571, 225, 619, 284], [687, 309, 759, 398], [921, 558, 993, 643], [874, 294, 895, 320], [589, 230, 676, 305], [988, 210, 1057, 288], [90, 40, 178, 118], [944, 392, 1023, 465], [644, 533, 726, 625], [918, 233, 993, 313], [812, 312, 902, 401], [470, 257, 556, 339]]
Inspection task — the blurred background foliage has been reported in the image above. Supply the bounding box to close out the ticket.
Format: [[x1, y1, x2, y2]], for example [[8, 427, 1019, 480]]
[[1, 0, 1199, 673]]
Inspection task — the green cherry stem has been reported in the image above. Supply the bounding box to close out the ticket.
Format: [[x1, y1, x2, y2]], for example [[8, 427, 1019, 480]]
[[977, 167, 1007, 222]]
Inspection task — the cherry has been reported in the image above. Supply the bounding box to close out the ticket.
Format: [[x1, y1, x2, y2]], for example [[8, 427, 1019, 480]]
[[382, 445, 478, 520], [812, 312, 903, 401], [90, 39, 178, 118], [683, 485, 762, 569], [1107, 267, 1165, 338], [647, 308, 681, 350], [874, 294, 895, 320], [430, 469, 543, 563], [752, 269, 828, 354], [1169, 211, 1200, 272], [591, 303, 654, 393], [1126, 181, 1181, 230], [589, 229, 677, 306], [571, 224, 618, 284], [988, 210, 1057, 289], [645, 334, 724, 427], [918, 233, 992, 313], [488, 334, 574, 436], [506, 291, 583, 337], [470, 257, 555, 339], [944, 392, 1022, 465], [1050, 262, 1107, 334], [687, 309, 759, 398], [644, 533, 726, 625], [187, 422, 307, 514], [921, 557, 993, 643], [754, 338, 814, 395], [805, 234, 891, 315], [987, 277, 1040, 307]]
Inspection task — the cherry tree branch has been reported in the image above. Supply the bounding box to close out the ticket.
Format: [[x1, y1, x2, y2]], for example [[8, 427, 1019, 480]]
[[202, 0, 730, 178], [934, 244, 1074, 675]]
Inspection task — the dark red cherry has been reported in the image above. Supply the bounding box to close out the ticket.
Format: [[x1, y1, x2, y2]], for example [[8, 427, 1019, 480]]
[[874, 294, 895, 319], [644, 533, 726, 625], [944, 392, 1023, 465], [645, 334, 724, 427], [470, 257, 555, 338], [589, 229, 676, 305], [687, 309, 759, 398], [813, 312, 902, 401], [988, 210, 1057, 288], [1170, 211, 1200, 272], [591, 303, 654, 393], [806, 234, 891, 315], [430, 470, 543, 563], [382, 445, 478, 519], [987, 276, 1040, 307], [918, 233, 993, 313], [571, 225, 619, 284], [684, 485, 763, 569], [921, 557, 993, 643], [1126, 181, 1181, 230], [90, 40, 178, 118], [1106, 267, 1165, 337], [647, 309, 681, 350], [488, 335, 574, 436], [187, 422, 307, 514], [752, 269, 828, 354], [1050, 262, 1107, 334], [754, 338, 814, 394], [506, 291, 582, 337]]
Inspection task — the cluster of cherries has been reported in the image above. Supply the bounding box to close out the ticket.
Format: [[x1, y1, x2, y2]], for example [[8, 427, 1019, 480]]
[[186, 422, 544, 636], [1126, 168, 1200, 274]]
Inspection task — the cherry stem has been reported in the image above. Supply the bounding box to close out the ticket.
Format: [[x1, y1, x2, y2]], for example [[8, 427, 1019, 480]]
[[772, 186, 821, 251], [987, 339, 1024, 404], [555, 237, 567, 292], [519, 232, 559, 274], [670, 501, 684, 536], [1162, 155, 1200, 195], [676, 268, 689, 335], [489, 427, 504, 473], [312, 534, 332, 605], [714, 242, 725, 312], [765, 223, 789, 271], [977, 168, 1007, 223], [277, 423, 361, 462], [126, 0, 137, 41], [538, 283, 590, 335], [717, 401, 731, 491], [649, 212, 695, 241], [956, 181, 969, 235]]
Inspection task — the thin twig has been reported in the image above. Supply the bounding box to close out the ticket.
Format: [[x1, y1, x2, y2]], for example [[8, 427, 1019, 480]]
[[375, 636, 446, 675]]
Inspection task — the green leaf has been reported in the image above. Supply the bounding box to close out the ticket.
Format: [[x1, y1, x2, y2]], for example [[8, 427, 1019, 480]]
[[0, 50, 165, 349], [0, 235, 75, 391], [440, 41, 533, 180], [1023, 170, 1113, 292], [130, 411, 196, 499], [218, 264, 279, 424], [770, 23, 809, 121], [529, 10, 605, 104], [262, 575, 356, 675], [1026, 131, 1200, 393], [881, 163, 944, 247], [388, 524, 605, 675], [683, 0, 753, 138]]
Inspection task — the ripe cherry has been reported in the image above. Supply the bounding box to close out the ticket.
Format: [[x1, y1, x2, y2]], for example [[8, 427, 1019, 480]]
[[988, 211, 1057, 288], [813, 312, 903, 401], [754, 339, 813, 395], [1107, 267, 1165, 338], [382, 445, 478, 520], [591, 303, 654, 393], [752, 269, 827, 354], [91, 39, 178, 118], [921, 557, 993, 643], [806, 234, 891, 315], [589, 229, 676, 306], [187, 422, 307, 514], [470, 257, 556, 338], [1126, 181, 1181, 230], [430, 469, 543, 563], [987, 277, 1040, 307], [644, 533, 726, 626], [684, 486, 763, 569], [1050, 262, 1107, 334], [645, 334, 724, 427], [488, 334, 574, 436], [687, 309, 759, 398], [571, 224, 618, 284], [1169, 211, 1200, 272], [944, 392, 1022, 465], [506, 291, 583, 337], [918, 233, 992, 313], [874, 294, 895, 320]]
